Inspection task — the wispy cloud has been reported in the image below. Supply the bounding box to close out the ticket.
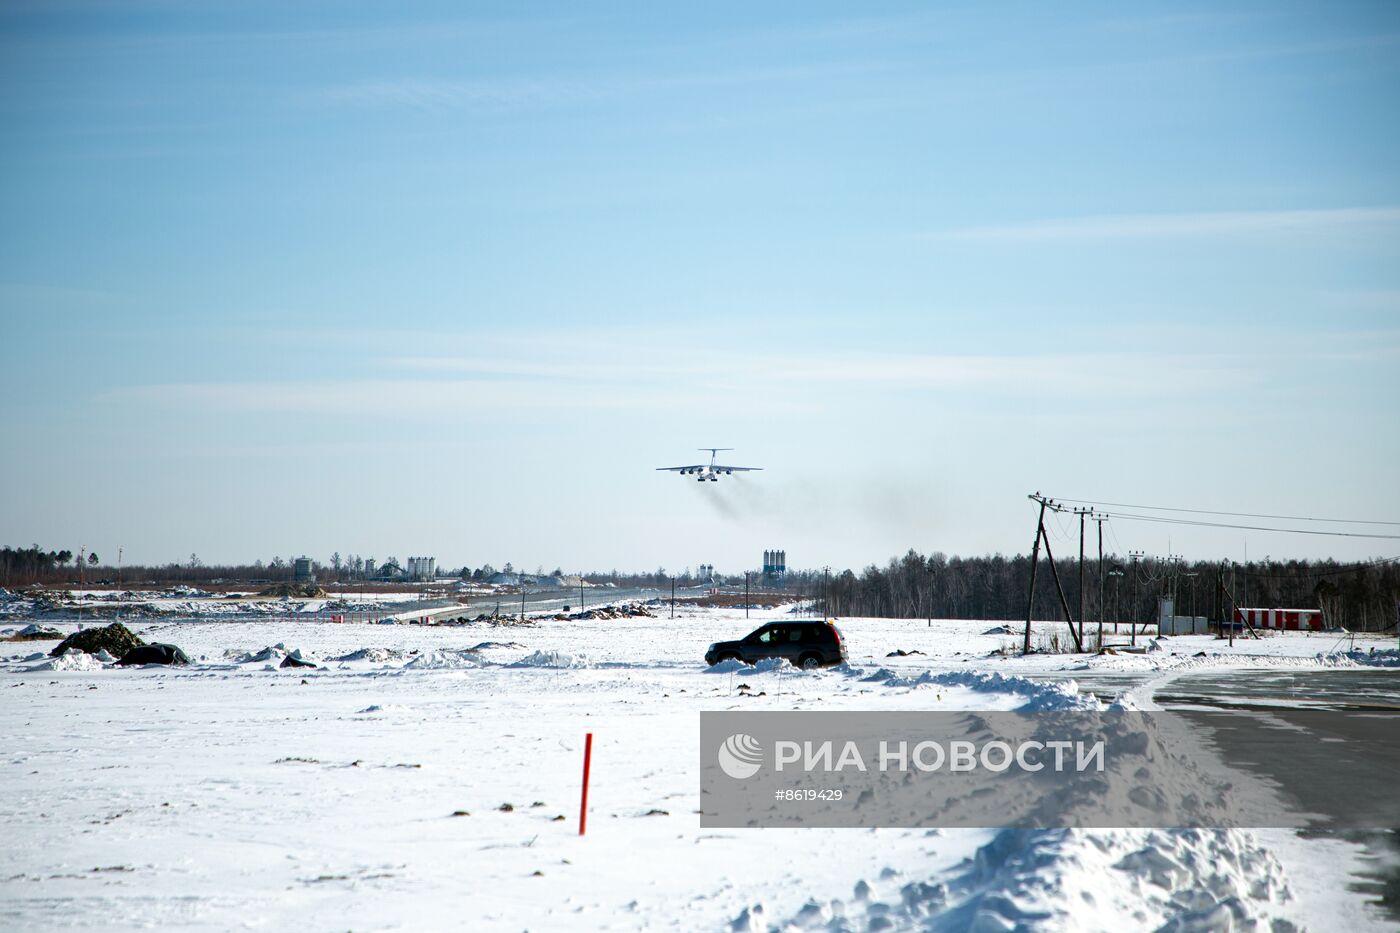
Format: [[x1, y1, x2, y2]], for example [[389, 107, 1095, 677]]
[[317, 77, 602, 112], [99, 347, 1260, 423], [938, 207, 1400, 243], [313, 61, 892, 113], [100, 377, 716, 418]]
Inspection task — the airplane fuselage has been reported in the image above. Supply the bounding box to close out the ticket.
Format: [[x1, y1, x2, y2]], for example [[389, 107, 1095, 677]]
[[677, 466, 733, 481]]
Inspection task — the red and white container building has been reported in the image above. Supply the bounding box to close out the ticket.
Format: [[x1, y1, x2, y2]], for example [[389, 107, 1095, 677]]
[[1232, 607, 1325, 631]]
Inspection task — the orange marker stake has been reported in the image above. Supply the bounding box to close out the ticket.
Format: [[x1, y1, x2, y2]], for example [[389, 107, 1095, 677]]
[[579, 732, 593, 836]]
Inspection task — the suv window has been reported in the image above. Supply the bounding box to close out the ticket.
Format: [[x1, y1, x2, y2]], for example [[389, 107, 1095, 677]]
[[787, 628, 804, 643], [755, 627, 780, 644]]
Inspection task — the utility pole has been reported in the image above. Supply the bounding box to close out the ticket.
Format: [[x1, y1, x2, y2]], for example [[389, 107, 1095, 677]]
[[1108, 566, 1124, 634], [1218, 562, 1260, 641], [1129, 551, 1145, 646], [927, 569, 933, 628], [1023, 494, 1083, 654], [744, 572, 750, 620], [1073, 508, 1090, 649], [823, 566, 830, 619], [671, 577, 675, 620], [580, 579, 585, 613], [1221, 562, 1234, 647], [1023, 495, 1048, 654], [1093, 514, 1105, 651], [1036, 523, 1083, 652]]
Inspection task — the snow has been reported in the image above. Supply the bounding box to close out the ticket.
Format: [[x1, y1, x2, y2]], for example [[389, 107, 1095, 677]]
[[27, 648, 105, 672], [757, 827, 1296, 932], [0, 605, 1394, 930], [401, 648, 485, 669]]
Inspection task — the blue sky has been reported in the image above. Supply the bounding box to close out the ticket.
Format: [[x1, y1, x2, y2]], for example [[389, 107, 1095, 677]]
[[2, 1, 1398, 572]]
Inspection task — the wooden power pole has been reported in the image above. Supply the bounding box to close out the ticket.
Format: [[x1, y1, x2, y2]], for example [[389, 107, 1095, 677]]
[[1073, 508, 1091, 649], [1023, 495, 1048, 654], [1024, 494, 1084, 654]]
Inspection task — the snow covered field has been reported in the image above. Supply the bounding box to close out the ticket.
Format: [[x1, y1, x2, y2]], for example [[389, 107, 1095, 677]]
[[2, 606, 1395, 931]]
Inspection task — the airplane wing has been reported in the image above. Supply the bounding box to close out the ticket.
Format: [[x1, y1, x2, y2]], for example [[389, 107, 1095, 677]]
[[714, 465, 762, 472], [657, 465, 705, 472]]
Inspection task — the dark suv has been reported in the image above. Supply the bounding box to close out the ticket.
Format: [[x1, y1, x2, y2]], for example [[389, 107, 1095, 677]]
[[705, 620, 847, 669]]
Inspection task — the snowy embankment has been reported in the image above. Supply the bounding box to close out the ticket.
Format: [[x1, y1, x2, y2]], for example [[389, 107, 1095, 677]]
[[0, 608, 1391, 931]]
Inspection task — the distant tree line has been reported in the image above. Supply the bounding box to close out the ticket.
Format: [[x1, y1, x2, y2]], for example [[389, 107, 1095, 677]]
[[0, 546, 77, 585], [782, 550, 1400, 634], [6, 543, 1397, 631]]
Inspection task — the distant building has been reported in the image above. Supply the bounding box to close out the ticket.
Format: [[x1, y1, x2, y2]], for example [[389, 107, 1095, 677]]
[[406, 556, 436, 581], [293, 557, 315, 582], [1233, 607, 1325, 632], [762, 549, 786, 578], [364, 558, 376, 578]]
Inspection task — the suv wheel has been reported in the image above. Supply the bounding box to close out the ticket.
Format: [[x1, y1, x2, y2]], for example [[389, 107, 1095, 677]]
[[799, 653, 822, 670]]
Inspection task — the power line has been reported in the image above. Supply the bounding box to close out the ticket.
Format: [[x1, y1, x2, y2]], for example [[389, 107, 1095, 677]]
[[1105, 519, 1127, 560], [1099, 509, 1400, 540], [1054, 497, 1400, 527], [1227, 555, 1400, 578]]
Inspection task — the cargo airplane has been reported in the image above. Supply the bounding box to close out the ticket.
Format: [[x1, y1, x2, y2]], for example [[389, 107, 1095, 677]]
[[657, 448, 762, 482]]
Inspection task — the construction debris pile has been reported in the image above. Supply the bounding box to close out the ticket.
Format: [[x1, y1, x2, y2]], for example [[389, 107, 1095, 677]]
[[431, 613, 538, 627], [551, 603, 655, 622], [425, 603, 656, 627], [257, 583, 329, 598], [50, 622, 144, 658]]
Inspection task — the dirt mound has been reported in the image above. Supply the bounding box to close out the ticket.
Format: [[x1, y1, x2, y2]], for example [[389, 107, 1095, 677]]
[[50, 622, 144, 658], [257, 583, 328, 598]]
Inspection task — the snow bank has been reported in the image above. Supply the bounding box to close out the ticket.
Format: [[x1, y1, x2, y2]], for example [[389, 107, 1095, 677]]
[[854, 668, 1102, 712], [1323, 648, 1400, 668], [356, 704, 413, 714], [402, 649, 483, 670], [756, 827, 1294, 932], [236, 644, 292, 664], [331, 647, 405, 663], [231, 643, 318, 668], [507, 649, 589, 669], [30, 649, 105, 672], [703, 657, 800, 675]]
